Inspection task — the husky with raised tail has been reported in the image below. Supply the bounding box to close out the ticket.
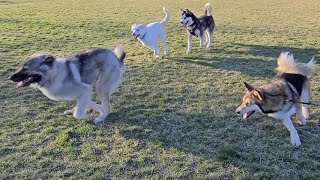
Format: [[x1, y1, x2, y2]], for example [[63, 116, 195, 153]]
[[181, 3, 215, 54], [9, 46, 126, 124], [236, 52, 316, 146], [131, 7, 171, 59]]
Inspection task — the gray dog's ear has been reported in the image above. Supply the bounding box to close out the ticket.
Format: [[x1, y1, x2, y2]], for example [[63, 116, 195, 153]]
[[43, 55, 55, 64], [243, 82, 254, 91]]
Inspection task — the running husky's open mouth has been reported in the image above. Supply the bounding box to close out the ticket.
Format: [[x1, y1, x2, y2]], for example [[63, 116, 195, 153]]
[[243, 110, 255, 119], [9, 73, 42, 88]]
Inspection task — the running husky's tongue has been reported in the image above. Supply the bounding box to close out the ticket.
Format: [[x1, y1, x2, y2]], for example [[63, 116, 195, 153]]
[[16, 78, 30, 88], [243, 111, 255, 119], [243, 112, 250, 119]]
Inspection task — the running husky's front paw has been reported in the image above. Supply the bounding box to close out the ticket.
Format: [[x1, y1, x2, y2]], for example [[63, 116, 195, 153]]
[[73, 110, 88, 119], [64, 108, 75, 115], [290, 135, 301, 146]]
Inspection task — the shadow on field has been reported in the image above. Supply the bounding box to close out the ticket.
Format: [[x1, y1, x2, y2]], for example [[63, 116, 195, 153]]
[[231, 44, 319, 61], [167, 56, 275, 78], [167, 44, 319, 78], [107, 105, 253, 162]]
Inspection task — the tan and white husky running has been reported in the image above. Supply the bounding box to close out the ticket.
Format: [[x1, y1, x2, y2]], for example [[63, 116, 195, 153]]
[[236, 52, 316, 146]]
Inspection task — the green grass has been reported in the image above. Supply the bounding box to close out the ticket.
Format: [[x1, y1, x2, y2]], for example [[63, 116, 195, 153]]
[[1, 0, 320, 179]]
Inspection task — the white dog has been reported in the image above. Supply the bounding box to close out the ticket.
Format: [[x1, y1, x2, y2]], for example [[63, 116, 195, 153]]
[[131, 7, 171, 59]]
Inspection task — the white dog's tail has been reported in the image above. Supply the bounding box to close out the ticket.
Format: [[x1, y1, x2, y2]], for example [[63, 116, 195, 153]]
[[204, 3, 212, 16], [160, 7, 171, 26], [114, 45, 126, 62], [276, 52, 316, 76]]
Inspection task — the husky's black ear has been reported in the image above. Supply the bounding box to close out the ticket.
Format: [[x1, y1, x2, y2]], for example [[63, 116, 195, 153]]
[[43, 55, 55, 64], [244, 82, 254, 91], [253, 90, 263, 101]]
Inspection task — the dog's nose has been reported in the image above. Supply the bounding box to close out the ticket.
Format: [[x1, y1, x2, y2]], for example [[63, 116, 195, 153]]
[[236, 111, 240, 115], [132, 33, 135, 36]]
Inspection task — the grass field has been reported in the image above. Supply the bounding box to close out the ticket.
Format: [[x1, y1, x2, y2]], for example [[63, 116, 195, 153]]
[[1, 0, 320, 179]]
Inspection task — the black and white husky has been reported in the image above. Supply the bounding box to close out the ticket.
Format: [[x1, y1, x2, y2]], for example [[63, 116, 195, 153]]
[[181, 3, 215, 54]]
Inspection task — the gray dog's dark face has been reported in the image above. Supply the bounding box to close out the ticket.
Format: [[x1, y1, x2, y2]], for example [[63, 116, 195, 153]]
[[9, 54, 56, 88]]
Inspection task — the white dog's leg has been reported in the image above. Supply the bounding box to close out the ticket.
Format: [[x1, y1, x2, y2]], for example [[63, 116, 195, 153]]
[[281, 117, 301, 146], [160, 34, 168, 55], [187, 33, 192, 54], [153, 45, 162, 59], [200, 34, 205, 47]]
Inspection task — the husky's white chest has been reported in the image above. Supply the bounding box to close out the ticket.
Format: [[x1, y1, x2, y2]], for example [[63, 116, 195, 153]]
[[38, 84, 76, 101]]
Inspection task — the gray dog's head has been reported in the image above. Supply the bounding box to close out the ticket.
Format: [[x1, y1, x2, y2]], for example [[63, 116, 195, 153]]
[[9, 53, 58, 88]]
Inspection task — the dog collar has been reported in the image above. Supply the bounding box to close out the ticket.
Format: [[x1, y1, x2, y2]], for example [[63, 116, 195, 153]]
[[139, 33, 146, 40], [187, 22, 198, 37]]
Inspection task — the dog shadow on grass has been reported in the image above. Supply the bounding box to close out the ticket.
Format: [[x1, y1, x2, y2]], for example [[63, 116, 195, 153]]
[[103, 97, 320, 178], [166, 44, 319, 78], [230, 44, 319, 60]]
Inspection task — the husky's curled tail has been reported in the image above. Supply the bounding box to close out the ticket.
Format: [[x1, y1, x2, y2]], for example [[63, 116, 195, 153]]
[[277, 52, 316, 76], [160, 7, 171, 25], [204, 3, 213, 16]]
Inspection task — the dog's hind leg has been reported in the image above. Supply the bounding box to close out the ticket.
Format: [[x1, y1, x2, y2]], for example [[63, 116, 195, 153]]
[[206, 30, 212, 48], [153, 44, 162, 59], [296, 105, 307, 126], [200, 34, 205, 47], [281, 117, 301, 146], [204, 32, 208, 44], [93, 92, 111, 124], [301, 81, 311, 120], [160, 34, 168, 55]]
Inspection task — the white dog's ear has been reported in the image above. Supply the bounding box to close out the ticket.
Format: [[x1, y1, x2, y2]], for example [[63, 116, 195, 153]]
[[131, 24, 136, 29], [244, 82, 254, 91]]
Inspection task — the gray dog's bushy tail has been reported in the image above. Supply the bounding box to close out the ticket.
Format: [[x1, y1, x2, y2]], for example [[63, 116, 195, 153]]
[[277, 52, 316, 76], [204, 3, 212, 16], [114, 45, 126, 62]]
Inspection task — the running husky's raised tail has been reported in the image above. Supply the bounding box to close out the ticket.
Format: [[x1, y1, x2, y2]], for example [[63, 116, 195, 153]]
[[277, 52, 316, 76]]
